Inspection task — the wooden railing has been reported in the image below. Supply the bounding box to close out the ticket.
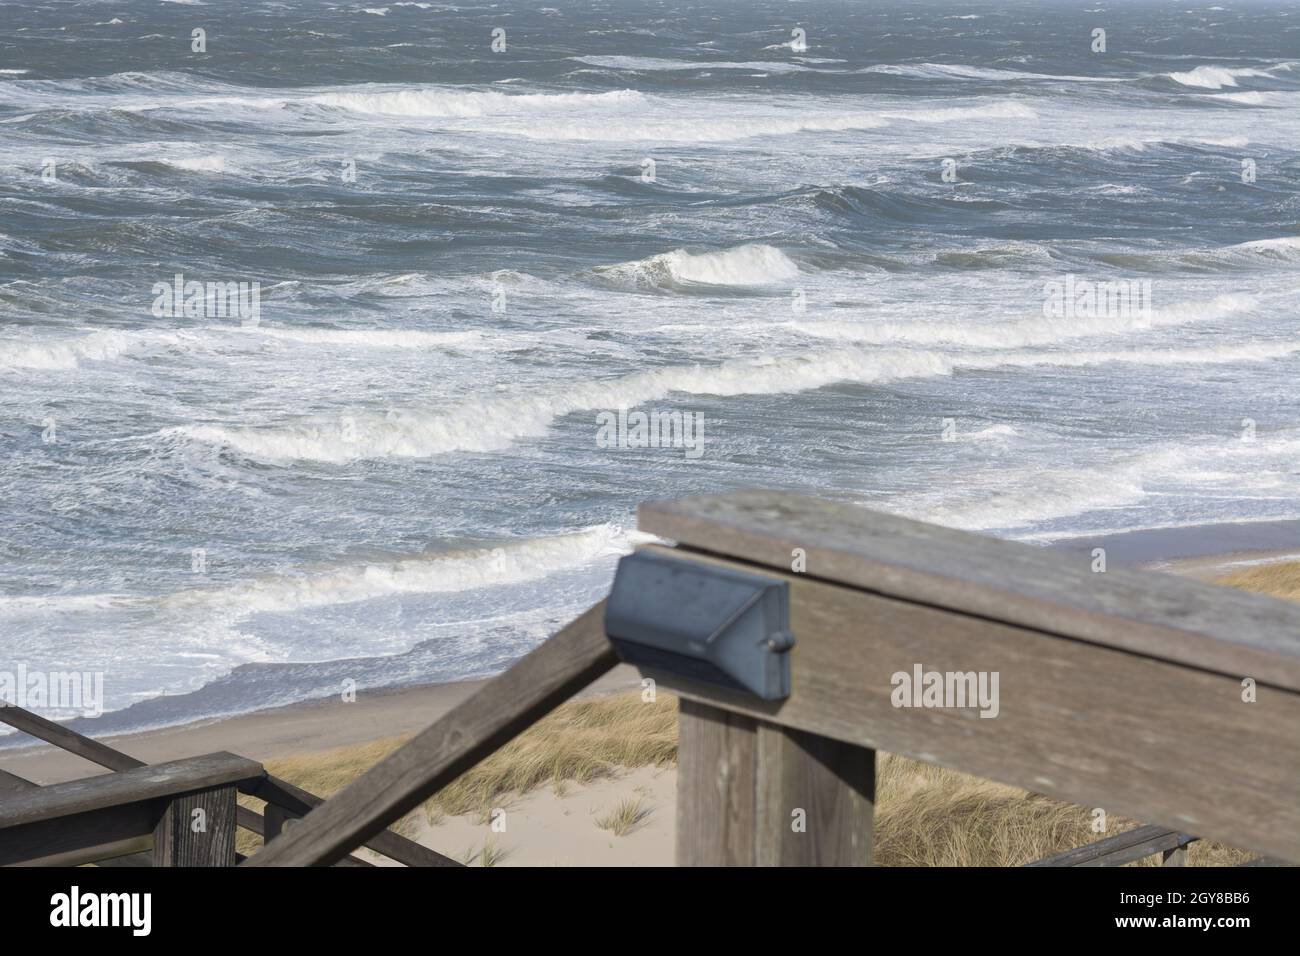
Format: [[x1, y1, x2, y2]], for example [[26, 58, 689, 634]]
[[5, 491, 1300, 866], [0, 700, 458, 866]]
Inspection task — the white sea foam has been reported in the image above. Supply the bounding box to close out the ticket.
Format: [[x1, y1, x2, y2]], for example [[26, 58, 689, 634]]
[[889, 434, 1300, 532], [1205, 91, 1269, 105], [0, 526, 645, 628], [1166, 65, 1273, 88], [1228, 237, 1300, 260], [598, 244, 800, 289], [174, 339, 1300, 464], [489, 100, 1029, 142], [789, 293, 1258, 349], [250, 327, 491, 349], [572, 55, 812, 73], [0, 325, 500, 372], [883, 102, 1038, 124], [161, 524, 640, 619], [862, 63, 1122, 83], [164, 155, 228, 172], [309, 87, 644, 117], [0, 329, 179, 371]]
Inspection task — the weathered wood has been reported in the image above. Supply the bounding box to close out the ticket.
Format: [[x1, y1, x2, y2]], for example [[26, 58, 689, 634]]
[[0, 753, 261, 867], [639, 493, 1300, 693], [0, 766, 154, 866], [2, 805, 157, 867], [153, 784, 238, 866], [0, 767, 38, 792], [246, 602, 619, 866], [0, 752, 262, 829], [677, 698, 758, 866], [0, 702, 447, 865], [635, 545, 1300, 863], [1162, 844, 1188, 866], [1027, 824, 1192, 867], [263, 802, 289, 842], [249, 775, 460, 867], [0, 705, 145, 772], [240, 806, 371, 868], [755, 722, 874, 866], [676, 699, 874, 866]]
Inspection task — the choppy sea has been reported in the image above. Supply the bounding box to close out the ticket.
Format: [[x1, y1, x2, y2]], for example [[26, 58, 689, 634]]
[[2, 0, 1299, 733]]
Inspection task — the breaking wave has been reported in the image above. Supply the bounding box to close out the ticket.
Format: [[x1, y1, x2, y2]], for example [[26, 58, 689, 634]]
[[173, 338, 1300, 464], [596, 243, 800, 290]]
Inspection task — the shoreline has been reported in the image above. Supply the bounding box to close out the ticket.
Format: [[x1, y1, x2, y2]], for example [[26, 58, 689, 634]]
[[7, 520, 1300, 785], [1043, 517, 1300, 577], [2, 664, 645, 786]]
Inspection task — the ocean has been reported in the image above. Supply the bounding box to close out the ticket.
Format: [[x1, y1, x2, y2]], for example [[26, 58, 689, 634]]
[[2, 0, 1299, 734]]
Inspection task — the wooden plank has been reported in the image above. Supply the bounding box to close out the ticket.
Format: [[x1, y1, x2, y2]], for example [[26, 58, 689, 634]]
[[634, 546, 1300, 863], [755, 723, 874, 866], [249, 775, 460, 867], [0, 766, 156, 866], [154, 785, 238, 866], [639, 493, 1300, 693], [677, 699, 874, 866], [1, 798, 159, 867], [263, 802, 289, 842], [246, 602, 619, 866], [0, 703, 449, 865], [1027, 824, 1189, 867], [0, 767, 38, 792], [676, 698, 757, 866], [0, 705, 145, 772], [0, 752, 262, 829]]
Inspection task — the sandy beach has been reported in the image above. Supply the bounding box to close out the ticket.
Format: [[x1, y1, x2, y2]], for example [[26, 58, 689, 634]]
[[4, 526, 1297, 867]]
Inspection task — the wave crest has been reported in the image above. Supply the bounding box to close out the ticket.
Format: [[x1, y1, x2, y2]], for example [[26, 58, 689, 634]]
[[597, 243, 800, 290]]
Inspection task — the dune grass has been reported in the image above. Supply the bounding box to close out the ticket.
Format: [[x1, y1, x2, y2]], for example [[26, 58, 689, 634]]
[[595, 796, 653, 837], [243, 561, 1294, 863], [238, 691, 677, 857], [1214, 559, 1300, 602]]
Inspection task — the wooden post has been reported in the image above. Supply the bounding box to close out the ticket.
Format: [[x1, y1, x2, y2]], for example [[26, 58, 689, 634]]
[[677, 698, 875, 866], [262, 803, 290, 843], [154, 785, 239, 866], [1162, 845, 1187, 867]]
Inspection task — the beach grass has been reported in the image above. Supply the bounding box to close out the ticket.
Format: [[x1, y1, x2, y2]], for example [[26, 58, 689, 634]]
[[240, 562, 1294, 863], [594, 796, 653, 837], [1215, 559, 1300, 602]]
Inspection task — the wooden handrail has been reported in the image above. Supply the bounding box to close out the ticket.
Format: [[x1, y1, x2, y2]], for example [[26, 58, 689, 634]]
[[0, 766, 152, 866], [1027, 825, 1197, 867], [246, 602, 616, 866], [0, 702, 456, 867], [0, 752, 262, 866], [624, 494, 1300, 863], [0, 767, 36, 793], [0, 752, 261, 828], [639, 492, 1300, 691]]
